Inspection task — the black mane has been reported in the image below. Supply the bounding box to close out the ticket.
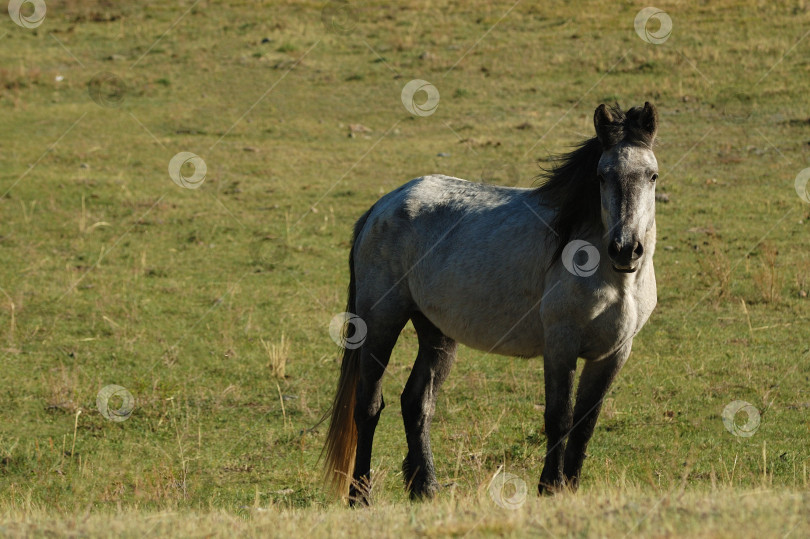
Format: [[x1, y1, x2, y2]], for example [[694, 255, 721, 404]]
[[534, 137, 604, 263], [534, 104, 655, 263]]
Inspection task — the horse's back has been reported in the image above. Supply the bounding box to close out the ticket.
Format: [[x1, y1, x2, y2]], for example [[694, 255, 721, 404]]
[[364, 174, 541, 241], [353, 175, 553, 356]]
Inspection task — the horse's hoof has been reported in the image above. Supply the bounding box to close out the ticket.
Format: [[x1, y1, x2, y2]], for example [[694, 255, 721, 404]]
[[348, 486, 371, 507], [538, 480, 562, 496], [348, 494, 370, 507], [408, 480, 440, 501]]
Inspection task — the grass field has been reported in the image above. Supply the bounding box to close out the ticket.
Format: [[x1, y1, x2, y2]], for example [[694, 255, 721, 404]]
[[1, 0, 809, 536]]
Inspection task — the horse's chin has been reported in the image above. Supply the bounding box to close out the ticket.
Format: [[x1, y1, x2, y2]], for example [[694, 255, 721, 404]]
[[612, 264, 637, 274]]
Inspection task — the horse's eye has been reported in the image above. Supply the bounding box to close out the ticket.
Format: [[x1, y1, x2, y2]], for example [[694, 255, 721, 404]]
[[651, 173, 658, 183], [598, 174, 605, 184]]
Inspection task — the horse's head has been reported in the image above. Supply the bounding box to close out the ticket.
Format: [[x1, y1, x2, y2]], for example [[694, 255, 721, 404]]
[[594, 102, 659, 273]]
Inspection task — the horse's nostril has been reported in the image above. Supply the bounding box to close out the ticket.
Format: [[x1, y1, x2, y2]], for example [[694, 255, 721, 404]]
[[609, 241, 621, 257], [633, 242, 644, 258]]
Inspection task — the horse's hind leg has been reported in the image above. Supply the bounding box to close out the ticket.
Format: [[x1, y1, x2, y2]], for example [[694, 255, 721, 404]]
[[562, 342, 631, 490], [401, 313, 457, 500], [349, 311, 408, 506]]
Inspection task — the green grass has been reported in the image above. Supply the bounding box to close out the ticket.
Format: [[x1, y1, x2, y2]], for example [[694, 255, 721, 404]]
[[3, 487, 809, 537], [1, 0, 809, 535]]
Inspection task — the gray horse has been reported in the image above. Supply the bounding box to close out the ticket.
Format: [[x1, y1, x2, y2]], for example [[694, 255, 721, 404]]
[[323, 102, 660, 504]]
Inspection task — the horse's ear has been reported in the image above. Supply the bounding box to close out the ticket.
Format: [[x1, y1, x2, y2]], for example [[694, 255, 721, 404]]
[[593, 104, 614, 147], [639, 101, 658, 143]]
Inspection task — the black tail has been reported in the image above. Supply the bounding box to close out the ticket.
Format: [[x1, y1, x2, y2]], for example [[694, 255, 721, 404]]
[[321, 205, 375, 499]]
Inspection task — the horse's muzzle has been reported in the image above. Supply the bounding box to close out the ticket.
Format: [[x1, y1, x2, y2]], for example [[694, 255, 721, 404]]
[[608, 238, 643, 272], [612, 264, 638, 273]]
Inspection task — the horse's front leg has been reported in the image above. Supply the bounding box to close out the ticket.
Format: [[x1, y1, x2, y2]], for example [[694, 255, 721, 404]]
[[538, 332, 578, 494], [562, 342, 631, 490]]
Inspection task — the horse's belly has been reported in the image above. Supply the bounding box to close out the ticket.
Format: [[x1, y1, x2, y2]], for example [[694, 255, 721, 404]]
[[418, 303, 546, 358]]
